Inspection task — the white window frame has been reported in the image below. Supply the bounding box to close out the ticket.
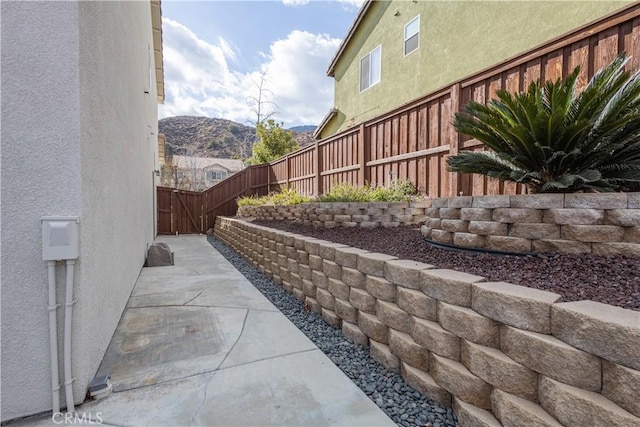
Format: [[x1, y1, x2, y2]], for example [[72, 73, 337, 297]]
[[359, 45, 381, 92], [404, 15, 420, 56], [207, 170, 227, 181]]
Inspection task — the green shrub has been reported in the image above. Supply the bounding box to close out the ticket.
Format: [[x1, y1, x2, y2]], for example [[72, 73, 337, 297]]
[[236, 194, 264, 206], [236, 186, 310, 207], [315, 182, 370, 202], [269, 187, 311, 205], [237, 181, 422, 207], [318, 181, 419, 202]]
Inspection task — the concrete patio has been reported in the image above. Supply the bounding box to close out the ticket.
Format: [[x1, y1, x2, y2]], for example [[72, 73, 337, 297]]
[[10, 235, 394, 427]]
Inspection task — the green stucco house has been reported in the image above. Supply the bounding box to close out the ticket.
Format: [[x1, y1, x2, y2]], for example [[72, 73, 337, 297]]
[[315, 0, 633, 139]]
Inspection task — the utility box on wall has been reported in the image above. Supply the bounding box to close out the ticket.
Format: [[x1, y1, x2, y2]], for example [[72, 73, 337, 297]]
[[41, 217, 79, 261]]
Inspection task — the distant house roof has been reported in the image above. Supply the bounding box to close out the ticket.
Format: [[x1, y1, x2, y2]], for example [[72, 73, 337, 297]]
[[313, 108, 338, 139], [173, 156, 245, 172], [326, 0, 374, 77]]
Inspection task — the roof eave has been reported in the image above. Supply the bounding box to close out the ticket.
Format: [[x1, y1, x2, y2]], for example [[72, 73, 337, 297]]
[[151, 0, 165, 104], [313, 108, 338, 139], [326, 0, 374, 77]]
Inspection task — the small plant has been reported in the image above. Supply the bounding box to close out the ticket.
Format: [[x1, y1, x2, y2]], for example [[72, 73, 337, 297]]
[[238, 181, 422, 207], [237, 186, 310, 206], [447, 53, 640, 193], [397, 180, 419, 197], [316, 182, 370, 202], [236, 194, 264, 206], [317, 181, 419, 202], [269, 187, 311, 205]]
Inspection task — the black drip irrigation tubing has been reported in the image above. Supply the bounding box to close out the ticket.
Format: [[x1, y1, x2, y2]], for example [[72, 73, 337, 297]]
[[423, 237, 539, 257]]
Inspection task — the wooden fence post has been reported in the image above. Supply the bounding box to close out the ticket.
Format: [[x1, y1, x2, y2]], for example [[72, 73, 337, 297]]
[[315, 141, 322, 196], [449, 83, 462, 197], [358, 123, 368, 186], [285, 155, 290, 189], [171, 190, 176, 234], [200, 192, 204, 233], [267, 163, 271, 193], [246, 166, 251, 196]]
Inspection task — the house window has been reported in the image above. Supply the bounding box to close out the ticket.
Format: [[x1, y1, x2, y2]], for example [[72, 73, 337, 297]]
[[207, 170, 227, 180], [404, 16, 420, 56], [360, 45, 381, 92]]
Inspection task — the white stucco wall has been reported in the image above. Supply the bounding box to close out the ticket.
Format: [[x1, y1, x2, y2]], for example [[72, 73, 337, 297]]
[[1, 1, 158, 421]]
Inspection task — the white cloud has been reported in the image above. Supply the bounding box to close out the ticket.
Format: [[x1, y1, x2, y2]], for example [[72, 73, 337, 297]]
[[262, 31, 339, 125], [283, 0, 363, 8], [337, 0, 365, 9], [282, 0, 310, 6], [159, 17, 341, 127], [217, 36, 238, 61]]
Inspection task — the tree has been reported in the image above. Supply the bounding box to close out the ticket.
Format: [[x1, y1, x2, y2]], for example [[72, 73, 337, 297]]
[[248, 119, 299, 164], [447, 54, 640, 193], [247, 70, 279, 128], [228, 124, 241, 135], [243, 71, 279, 159]]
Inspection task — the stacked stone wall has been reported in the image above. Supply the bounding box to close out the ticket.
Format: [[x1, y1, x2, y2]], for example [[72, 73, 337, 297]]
[[236, 193, 639, 255], [422, 193, 640, 255], [237, 200, 432, 228], [215, 216, 640, 427]]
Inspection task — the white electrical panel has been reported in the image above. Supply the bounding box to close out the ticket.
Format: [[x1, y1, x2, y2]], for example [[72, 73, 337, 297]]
[[42, 217, 79, 261]]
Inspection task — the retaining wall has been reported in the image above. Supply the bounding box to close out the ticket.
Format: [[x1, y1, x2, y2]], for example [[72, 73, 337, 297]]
[[237, 193, 640, 255], [237, 200, 432, 228], [422, 193, 640, 256], [215, 216, 640, 427]]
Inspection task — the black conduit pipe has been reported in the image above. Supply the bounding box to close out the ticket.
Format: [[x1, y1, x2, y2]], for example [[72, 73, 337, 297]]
[[423, 237, 540, 258]]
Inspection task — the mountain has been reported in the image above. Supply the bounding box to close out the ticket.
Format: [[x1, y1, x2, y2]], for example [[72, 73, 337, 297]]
[[158, 116, 254, 158], [158, 116, 317, 159], [288, 125, 316, 132]]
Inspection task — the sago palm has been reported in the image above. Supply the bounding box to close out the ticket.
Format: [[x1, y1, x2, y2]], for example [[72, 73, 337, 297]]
[[447, 54, 640, 193]]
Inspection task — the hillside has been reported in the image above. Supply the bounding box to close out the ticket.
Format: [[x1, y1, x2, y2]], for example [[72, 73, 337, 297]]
[[158, 116, 316, 159], [289, 125, 316, 132]]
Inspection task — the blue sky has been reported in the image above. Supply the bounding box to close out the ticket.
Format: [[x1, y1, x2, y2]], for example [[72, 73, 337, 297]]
[[159, 0, 363, 127]]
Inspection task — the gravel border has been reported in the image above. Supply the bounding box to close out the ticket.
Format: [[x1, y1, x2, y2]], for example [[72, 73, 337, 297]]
[[208, 235, 458, 427]]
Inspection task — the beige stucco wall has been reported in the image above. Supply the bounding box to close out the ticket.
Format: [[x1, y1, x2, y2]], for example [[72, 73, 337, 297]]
[[1, 1, 159, 421], [321, 0, 632, 138]]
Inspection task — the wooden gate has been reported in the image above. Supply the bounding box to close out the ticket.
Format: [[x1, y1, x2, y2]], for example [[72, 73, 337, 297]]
[[156, 165, 271, 235], [157, 187, 204, 234]]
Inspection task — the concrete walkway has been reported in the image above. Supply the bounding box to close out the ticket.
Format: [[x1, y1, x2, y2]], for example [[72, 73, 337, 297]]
[[14, 235, 394, 427]]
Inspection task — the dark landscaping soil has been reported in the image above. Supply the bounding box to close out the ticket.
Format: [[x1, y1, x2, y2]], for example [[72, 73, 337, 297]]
[[251, 220, 640, 311]]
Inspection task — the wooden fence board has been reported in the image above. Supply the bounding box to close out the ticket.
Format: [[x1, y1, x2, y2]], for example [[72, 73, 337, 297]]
[[157, 187, 173, 234], [545, 51, 564, 82]]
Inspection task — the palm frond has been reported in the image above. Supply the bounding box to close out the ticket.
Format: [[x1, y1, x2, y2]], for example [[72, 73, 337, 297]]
[[449, 53, 640, 193]]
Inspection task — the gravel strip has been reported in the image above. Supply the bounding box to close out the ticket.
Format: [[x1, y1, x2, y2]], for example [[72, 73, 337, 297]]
[[208, 235, 458, 427], [251, 220, 640, 311]]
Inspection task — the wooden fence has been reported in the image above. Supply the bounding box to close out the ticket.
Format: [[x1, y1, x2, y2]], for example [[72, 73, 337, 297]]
[[157, 4, 640, 233], [157, 164, 271, 234], [271, 4, 640, 198]]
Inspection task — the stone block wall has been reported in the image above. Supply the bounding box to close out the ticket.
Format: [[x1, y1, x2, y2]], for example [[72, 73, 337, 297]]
[[422, 193, 640, 255], [237, 200, 432, 228], [215, 216, 640, 427], [237, 193, 640, 255]]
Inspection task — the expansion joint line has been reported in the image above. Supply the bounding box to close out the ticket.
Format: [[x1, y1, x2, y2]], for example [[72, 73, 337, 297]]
[[183, 289, 205, 305], [188, 309, 250, 427]]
